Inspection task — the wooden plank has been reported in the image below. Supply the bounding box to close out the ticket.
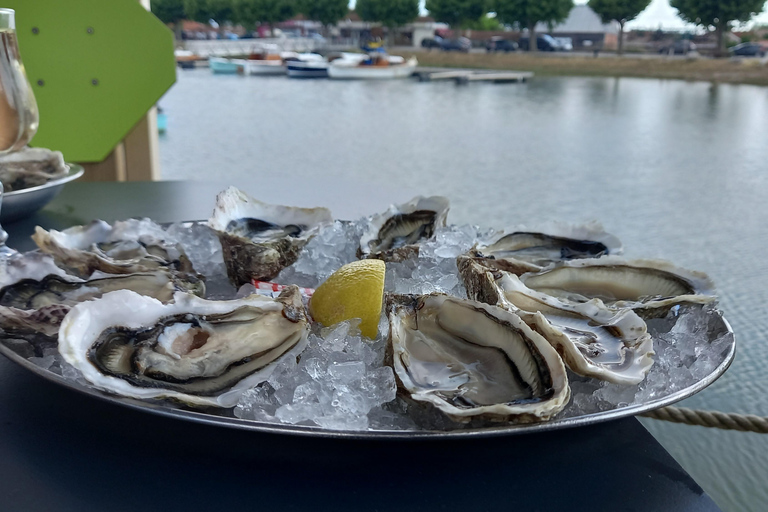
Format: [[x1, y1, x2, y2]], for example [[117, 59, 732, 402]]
[[78, 143, 126, 182], [123, 108, 161, 181]]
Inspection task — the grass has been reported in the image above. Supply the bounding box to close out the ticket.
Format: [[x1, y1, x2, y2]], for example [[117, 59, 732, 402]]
[[395, 51, 768, 86]]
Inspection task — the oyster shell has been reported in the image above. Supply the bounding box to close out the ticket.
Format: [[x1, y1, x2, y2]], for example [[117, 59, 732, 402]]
[[32, 219, 200, 279], [208, 187, 333, 286], [458, 257, 654, 385], [387, 293, 570, 422], [468, 221, 622, 275], [58, 286, 309, 407], [0, 147, 68, 192], [519, 256, 716, 315], [358, 196, 450, 262]]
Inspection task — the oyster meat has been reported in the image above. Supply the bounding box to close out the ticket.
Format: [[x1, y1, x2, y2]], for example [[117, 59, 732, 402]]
[[58, 286, 309, 407], [0, 147, 68, 192], [387, 293, 570, 422], [358, 196, 450, 262], [458, 257, 654, 385], [519, 256, 716, 315], [468, 221, 622, 275], [32, 219, 200, 279], [208, 187, 333, 286]]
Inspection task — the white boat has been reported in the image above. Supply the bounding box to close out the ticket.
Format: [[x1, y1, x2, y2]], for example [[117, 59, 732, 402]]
[[286, 53, 328, 78], [328, 56, 417, 80], [210, 57, 247, 74], [244, 59, 287, 76]]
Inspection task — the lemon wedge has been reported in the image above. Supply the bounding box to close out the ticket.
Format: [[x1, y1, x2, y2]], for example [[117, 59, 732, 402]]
[[309, 260, 386, 338]]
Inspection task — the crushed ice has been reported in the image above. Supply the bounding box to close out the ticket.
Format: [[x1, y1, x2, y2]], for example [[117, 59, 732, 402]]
[[14, 219, 734, 431]]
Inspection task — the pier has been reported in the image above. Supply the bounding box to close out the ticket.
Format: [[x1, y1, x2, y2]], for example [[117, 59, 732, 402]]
[[413, 67, 534, 84]]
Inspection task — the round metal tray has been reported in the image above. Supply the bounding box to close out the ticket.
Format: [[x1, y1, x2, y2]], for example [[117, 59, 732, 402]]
[[1, 164, 85, 223], [0, 313, 735, 439]]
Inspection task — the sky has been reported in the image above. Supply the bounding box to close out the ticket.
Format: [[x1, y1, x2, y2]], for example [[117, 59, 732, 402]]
[[358, 0, 768, 31]]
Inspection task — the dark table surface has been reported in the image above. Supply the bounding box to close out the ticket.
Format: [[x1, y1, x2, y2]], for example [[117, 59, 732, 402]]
[[0, 181, 721, 512]]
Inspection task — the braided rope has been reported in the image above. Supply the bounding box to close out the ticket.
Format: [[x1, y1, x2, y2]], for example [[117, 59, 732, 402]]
[[640, 406, 768, 434]]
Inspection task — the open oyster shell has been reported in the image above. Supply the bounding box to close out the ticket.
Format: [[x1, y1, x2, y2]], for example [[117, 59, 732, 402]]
[[387, 293, 570, 423], [58, 286, 310, 407], [458, 257, 654, 385], [467, 221, 623, 275], [358, 196, 450, 262], [518, 256, 716, 316], [32, 219, 200, 280], [208, 187, 333, 287], [0, 147, 68, 192]]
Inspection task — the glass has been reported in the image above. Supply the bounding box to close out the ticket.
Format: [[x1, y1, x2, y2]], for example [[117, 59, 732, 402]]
[[0, 181, 11, 257], [0, 8, 38, 154]]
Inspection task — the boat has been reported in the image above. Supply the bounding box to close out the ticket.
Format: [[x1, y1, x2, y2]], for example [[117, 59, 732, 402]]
[[286, 53, 329, 79], [210, 57, 247, 74], [242, 47, 297, 76], [327, 55, 418, 80]]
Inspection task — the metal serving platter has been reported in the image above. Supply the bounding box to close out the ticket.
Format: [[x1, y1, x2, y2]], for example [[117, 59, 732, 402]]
[[0, 312, 735, 439], [1, 164, 85, 223]]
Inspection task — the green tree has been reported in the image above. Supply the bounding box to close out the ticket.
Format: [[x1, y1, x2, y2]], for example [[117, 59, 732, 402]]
[[588, 0, 650, 55], [465, 13, 502, 31], [356, 0, 419, 45], [151, 0, 187, 40], [297, 0, 348, 27], [671, 0, 765, 56], [493, 0, 573, 52], [183, 0, 235, 24], [425, 0, 487, 35], [232, 0, 295, 35]]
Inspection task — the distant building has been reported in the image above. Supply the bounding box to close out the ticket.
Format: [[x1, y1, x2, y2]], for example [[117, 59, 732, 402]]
[[536, 5, 620, 50]]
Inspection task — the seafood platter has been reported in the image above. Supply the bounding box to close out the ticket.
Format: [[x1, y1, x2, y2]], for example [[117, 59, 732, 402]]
[[0, 186, 735, 438]]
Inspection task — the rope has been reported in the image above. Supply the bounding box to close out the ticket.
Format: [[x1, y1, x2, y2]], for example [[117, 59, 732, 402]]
[[640, 406, 768, 434]]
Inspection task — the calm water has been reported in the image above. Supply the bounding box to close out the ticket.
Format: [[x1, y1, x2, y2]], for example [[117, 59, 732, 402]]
[[159, 70, 768, 511]]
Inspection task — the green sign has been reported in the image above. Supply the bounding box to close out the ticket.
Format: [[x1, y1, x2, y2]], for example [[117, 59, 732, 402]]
[[6, 0, 176, 162]]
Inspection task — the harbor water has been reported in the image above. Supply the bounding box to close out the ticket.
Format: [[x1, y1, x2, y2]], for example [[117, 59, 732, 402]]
[[159, 70, 768, 512]]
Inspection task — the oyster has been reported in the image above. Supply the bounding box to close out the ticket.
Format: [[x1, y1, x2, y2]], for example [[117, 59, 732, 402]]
[[0, 147, 68, 192], [208, 187, 333, 286], [387, 293, 570, 422], [519, 256, 716, 315], [458, 257, 653, 385], [58, 286, 309, 407], [0, 271, 200, 310], [32, 219, 199, 279], [468, 222, 622, 275], [358, 196, 450, 262]]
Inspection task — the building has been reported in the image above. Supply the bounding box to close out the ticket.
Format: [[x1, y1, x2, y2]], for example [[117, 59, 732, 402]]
[[536, 5, 620, 50]]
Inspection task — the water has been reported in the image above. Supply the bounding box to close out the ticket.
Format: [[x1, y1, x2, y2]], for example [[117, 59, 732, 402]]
[[159, 70, 768, 512]]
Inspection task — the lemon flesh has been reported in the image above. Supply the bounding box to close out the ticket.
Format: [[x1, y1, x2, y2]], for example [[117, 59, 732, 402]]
[[309, 260, 386, 338]]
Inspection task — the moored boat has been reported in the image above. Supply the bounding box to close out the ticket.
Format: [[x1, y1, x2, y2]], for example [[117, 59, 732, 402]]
[[210, 57, 247, 74], [328, 55, 417, 80], [286, 53, 328, 79]]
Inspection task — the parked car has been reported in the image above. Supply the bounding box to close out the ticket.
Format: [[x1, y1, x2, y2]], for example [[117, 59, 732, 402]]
[[729, 42, 766, 57], [518, 34, 559, 52], [486, 37, 517, 53], [441, 37, 471, 52], [552, 37, 573, 51], [658, 40, 697, 55], [421, 36, 443, 49]]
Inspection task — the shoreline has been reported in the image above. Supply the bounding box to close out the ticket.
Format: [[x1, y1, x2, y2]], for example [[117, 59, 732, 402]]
[[394, 51, 768, 86]]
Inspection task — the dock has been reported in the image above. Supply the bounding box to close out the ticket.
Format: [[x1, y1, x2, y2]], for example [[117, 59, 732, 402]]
[[413, 68, 533, 84]]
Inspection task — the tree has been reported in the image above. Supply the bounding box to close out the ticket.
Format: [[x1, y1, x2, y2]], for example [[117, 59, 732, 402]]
[[493, 0, 573, 53], [425, 0, 487, 36], [297, 0, 348, 27], [465, 13, 502, 31], [671, 0, 765, 56], [183, 0, 235, 25], [151, 0, 187, 40], [356, 0, 419, 45], [588, 0, 650, 55], [232, 0, 295, 35]]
